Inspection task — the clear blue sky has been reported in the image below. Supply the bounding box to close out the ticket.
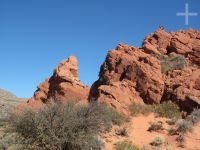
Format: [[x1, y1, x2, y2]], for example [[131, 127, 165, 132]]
[[0, 0, 199, 98]]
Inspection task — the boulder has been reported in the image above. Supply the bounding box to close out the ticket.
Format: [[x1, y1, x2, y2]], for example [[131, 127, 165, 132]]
[[142, 28, 171, 54]]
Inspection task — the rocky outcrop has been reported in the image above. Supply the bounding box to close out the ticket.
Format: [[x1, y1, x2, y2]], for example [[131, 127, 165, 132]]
[[90, 28, 200, 114], [142, 28, 200, 66], [163, 67, 200, 112], [19, 28, 200, 114], [26, 56, 89, 108], [143, 28, 200, 112], [89, 44, 164, 115]]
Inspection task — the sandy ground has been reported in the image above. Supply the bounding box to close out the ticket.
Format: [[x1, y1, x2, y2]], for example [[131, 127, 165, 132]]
[[102, 113, 200, 150]]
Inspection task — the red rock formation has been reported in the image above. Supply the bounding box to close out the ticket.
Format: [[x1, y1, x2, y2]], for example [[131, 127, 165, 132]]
[[142, 28, 200, 66], [89, 44, 164, 115], [19, 28, 200, 114], [25, 56, 89, 108], [163, 67, 200, 112], [90, 28, 200, 114], [143, 28, 200, 112]]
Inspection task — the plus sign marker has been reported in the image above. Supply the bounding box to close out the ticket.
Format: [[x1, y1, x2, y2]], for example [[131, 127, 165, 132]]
[[176, 3, 197, 25]]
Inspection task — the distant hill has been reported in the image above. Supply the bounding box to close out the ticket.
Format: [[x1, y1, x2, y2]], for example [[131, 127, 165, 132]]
[[0, 88, 25, 119], [0, 88, 23, 106], [0, 88, 17, 99]]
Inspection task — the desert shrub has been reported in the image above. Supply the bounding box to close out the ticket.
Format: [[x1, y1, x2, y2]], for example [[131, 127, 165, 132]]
[[114, 140, 139, 150], [147, 121, 164, 132], [0, 107, 18, 149], [154, 101, 180, 119], [129, 103, 153, 116], [0, 132, 22, 150], [175, 120, 192, 134], [168, 119, 192, 136], [168, 109, 200, 136], [160, 55, 186, 73], [186, 109, 200, 125], [150, 136, 164, 146], [161, 61, 172, 73], [109, 108, 126, 126], [8, 102, 115, 150], [116, 127, 128, 137], [176, 134, 185, 148], [0, 118, 7, 127], [168, 109, 200, 147], [166, 117, 177, 125], [140, 145, 149, 150], [170, 55, 186, 69], [0, 105, 11, 127], [168, 128, 177, 136]]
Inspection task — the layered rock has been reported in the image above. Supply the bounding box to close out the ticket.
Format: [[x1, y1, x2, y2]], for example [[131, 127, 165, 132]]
[[26, 56, 89, 108], [89, 44, 164, 115]]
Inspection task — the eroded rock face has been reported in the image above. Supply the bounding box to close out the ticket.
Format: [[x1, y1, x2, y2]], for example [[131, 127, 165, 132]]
[[142, 28, 200, 66], [89, 44, 164, 115], [90, 28, 200, 114], [26, 56, 89, 108], [20, 28, 200, 114], [143, 28, 200, 112], [163, 67, 200, 112]]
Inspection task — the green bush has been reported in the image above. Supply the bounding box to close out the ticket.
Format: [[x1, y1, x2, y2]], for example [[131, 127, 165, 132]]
[[160, 55, 186, 73], [109, 108, 126, 126], [150, 136, 164, 146], [154, 101, 180, 119], [129, 103, 153, 116], [170, 55, 186, 70], [161, 61, 172, 73], [114, 140, 139, 150], [8, 102, 116, 150]]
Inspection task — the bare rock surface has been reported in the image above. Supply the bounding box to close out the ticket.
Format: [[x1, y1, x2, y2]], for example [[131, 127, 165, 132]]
[[90, 28, 200, 114], [142, 28, 200, 65], [23, 56, 89, 108], [89, 44, 164, 115], [143, 28, 200, 112]]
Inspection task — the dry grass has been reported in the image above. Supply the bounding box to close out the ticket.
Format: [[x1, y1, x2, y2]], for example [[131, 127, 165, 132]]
[[114, 140, 139, 150], [129, 103, 153, 116]]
